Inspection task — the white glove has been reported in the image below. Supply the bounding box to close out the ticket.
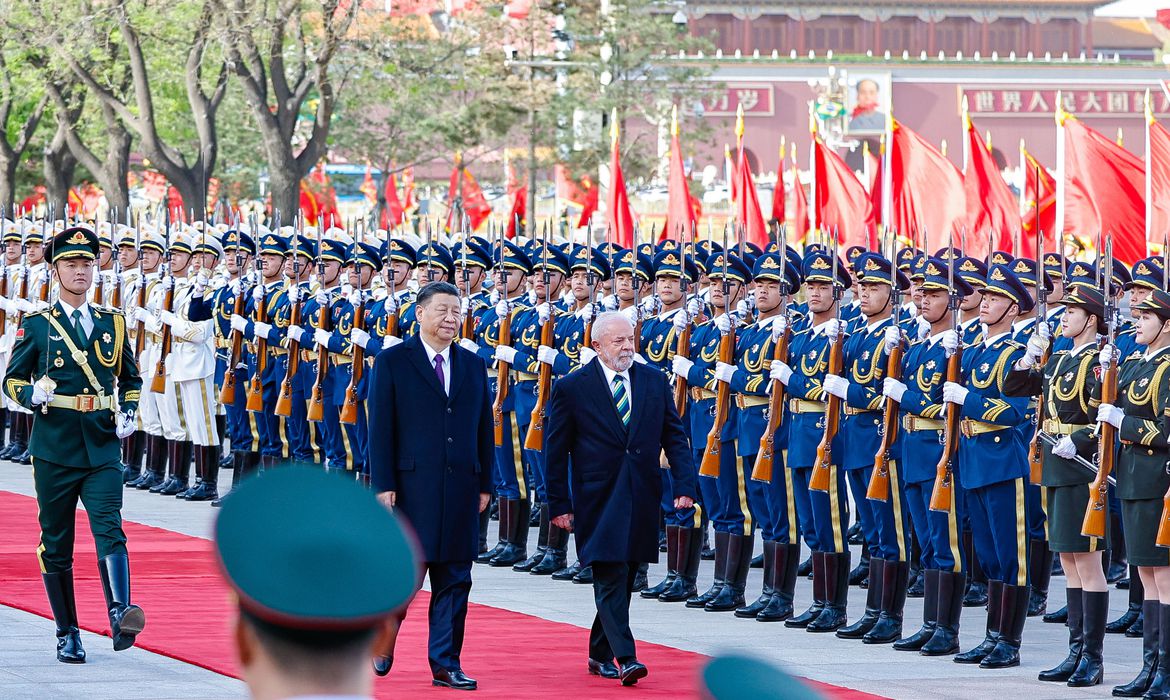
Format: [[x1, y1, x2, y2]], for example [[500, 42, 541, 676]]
[[1024, 333, 1049, 364], [941, 329, 960, 354], [460, 296, 470, 316], [194, 270, 209, 294], [883, 377, 907, 402], [160, 275, 174, 291], [576, 303, 595, 322], [159, 310, 179, 328], [313, 328, 331, 347], [771, 315, 787, 340], [619, 305, 638, 325], [115, 411, 136, 439], [253, 321, 273, 340], [686, 298, 701, 317], [527, 289, 538, 305], [385, 335, 403, 348], [495, 299, 509, 319], [603, 295, 619, 312], [133, 306, 151, 324], [489, 289, 501, 305], [1098, 403, 1125, 429], [286, 326, 305, 344], [32, 300, 49, 314], [1052, 436, 1077, 459], [942, 381, 968, 405], [736, 299, 751, 318], [316, 289, 328, 307], [229, 279, 241, 296], [825, 318, 843, 342], [290, 285, 303, 304], [823, 374, 850, 399], [641, 296, 661, 317], [1099, 344, 1116, 367], [537, 345, 560, 366], [672, 310, 689, 332], [714, 313, 733, 334], [714, 361, 737, 384], [229, 314, 248, 333], [0, 297, 10, 314], [1036, 320, 1052, 341], [916, 316, 931, 341], [769, 360, 793, 385], [536, 302, 551, 324], [884, 325, 903, 353], [494, 345, 517, 365], [350, 288, 363, 307], [31, 382, 53, 406], [458, 338, 480, 354], [580, 347, 597, 365], [15, 298, 34, 314], [671, 355, 694, 378], [352, 328, 371, 350], [252, 284, 265, 302]]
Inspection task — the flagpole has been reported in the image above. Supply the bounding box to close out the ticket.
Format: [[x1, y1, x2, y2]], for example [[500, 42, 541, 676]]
[[808, 103, 818, 243], [1055, 92, 1066, 256], [1019, 139, 1027, 221], [882, 112, 893, 241], [1146, 88, 1154, 256]]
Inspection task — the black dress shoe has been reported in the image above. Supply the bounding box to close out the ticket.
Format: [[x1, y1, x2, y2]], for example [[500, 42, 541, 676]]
[[433, 668, 477, 690], [619, 660, 648, 686], [588, 658, 619, 679], [963, 580, 988, 607], [572, 565, 594, 584], [373, 655, 393, 676], [552, 560, 582, 581], [56, 628, 86, 664], [1043, 604, 1068, 624]]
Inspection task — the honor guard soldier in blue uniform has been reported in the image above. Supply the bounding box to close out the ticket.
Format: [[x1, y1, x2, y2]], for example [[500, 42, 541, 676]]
[[5, 226, 144, 663], [829, 253, 914, 644], [671, 251, 752, 611], [943, 263, 1032, 669], [296, 237, 348, 470], [272, 234, 318, 464], [767, 250, 853, 633], [885, 258, 973, 656], [955, 257, 988, 345], [1005, 285, 1108, 687], [363, 238, 416, 356], [215, 467, 419, 700], [718, 250, 806, 622], [400, 243, 454, 338]]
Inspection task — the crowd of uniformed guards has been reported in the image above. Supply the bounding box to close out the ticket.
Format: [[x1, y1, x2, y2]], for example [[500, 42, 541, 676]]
[[6, 208, 1170, 696]]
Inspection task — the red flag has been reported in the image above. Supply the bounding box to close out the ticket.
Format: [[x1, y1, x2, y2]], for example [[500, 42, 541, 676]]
[[791, 147, 809, 242], [505, 186, 526, 239], [555, 164, 586, 206], [663, 107, 699, 241], [302, 163, 339, 227], [1061, 109, 1145, 264], [733, 107, 769, 249], [963, 111, 1018, 254], [401, 167, 415, 212], [1148, 104, 1170, 245], [359, 164, 377, 205], [770, 140, 786, 227], [380, 168, 406, 229], [607, 113, 635, 248], [577, 178, 599, 229], [890, 119, 970, 256], [865, 143, 882, 226], [299, 182, 321, 225], [446, 157, 491, 232], [813, 134, 875, 249], [1021, 146, 1057, 254]]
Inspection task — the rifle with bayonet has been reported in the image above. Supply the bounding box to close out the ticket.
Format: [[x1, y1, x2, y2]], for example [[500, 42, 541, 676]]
[[752, 227, 792, 483], [1087, 237, 1119, 539], [275, 217, 303, 417], [246, 211, 278, 412], [929, 228, 966, 512], [150, 208, 175, 394], [672, 221, 698, 418], [341, 219, 367, 426], [307, 220, 329, 422], [1028, 185, 1050, 485], [219, 212, 247, 405], [491, 222, 512, 446], [699, 224, 736, 478], [810, 229, 846, 493], [524, 222, 555, 451], [868, 229, 904, 501]]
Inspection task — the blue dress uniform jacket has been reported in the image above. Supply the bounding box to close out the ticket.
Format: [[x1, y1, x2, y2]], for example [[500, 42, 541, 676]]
[[839, 318, 893, 470], [956, 333, 1029, 490], [785, 324, 846, 468], [367, 335, 494, 562], [897, 336, 949, 484], [545, 360, 697, 565]]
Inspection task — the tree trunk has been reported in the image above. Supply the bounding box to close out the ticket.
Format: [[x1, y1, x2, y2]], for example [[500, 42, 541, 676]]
[[43, 122, 78, 207], [0, 155, 16, 214], [268, 165, 301, 222]]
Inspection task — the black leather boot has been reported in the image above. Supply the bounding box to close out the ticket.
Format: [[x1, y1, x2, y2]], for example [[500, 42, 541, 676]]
[[798, 555, 813, 578], [1027, 538, 1053, 617], [644, 525, 679, 598], [150, 439, 179, 493], [477, 495, 509, 564], [922, 570, 966, 656], [963, 531, 989, 607], [514, 503, 549, 572], [1038, 587, 1082, 681], [1113, 599, 1159, 697], [1068, 590, 1106, 687], [98, 553, 146, 651], [980, 583, 1029, 668], [659, 526, 700, 602], [758, 543, 799, 622], [688, 531, 729, 608], [1043, 604, 1069, 624], [121, 431, 146, 484], [129, 435, 163, 489], [42, 569, 85, 663], [865, 559, 910, 644], [895, 568, 939, 651], [849, 545, 870, 587], [158, 441, 193, 495], [808, 551, 849, 632], [787, 551, 826, 628], [185, 446, 220, 501], [707, 533, 751, 612], [491, 497, 530, 566], [954, 579, 1002, 663], [632, 562, 649, 592], [1109, 568, 1144, 633], [737, 540, 776, 617], [1143, 604, 1170, 699], [838, 557, 883, 639], [481, 498, 515, 564], [532, 518, 568, 575]]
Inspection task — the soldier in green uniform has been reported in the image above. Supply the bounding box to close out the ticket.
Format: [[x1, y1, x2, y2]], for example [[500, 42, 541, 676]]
[[3, 226, 144, 664]]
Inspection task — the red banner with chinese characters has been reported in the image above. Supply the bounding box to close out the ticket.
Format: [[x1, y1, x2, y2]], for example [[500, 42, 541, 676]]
[[961, 87, 1170, 118], [700, 84, 775, 117]]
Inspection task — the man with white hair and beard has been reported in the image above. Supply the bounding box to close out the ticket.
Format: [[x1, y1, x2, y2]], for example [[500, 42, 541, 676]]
[[545, 312, 696, 686]]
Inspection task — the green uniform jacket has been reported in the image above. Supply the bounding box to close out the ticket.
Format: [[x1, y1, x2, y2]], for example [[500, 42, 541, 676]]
[[1114, 349, 1170, 501], [3, 302, 141, 468]]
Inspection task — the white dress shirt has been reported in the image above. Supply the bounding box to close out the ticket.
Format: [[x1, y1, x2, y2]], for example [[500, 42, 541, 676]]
[[422, 338, 452, 394], [599, 360, 631, 414], [57, 298, 94, 340]]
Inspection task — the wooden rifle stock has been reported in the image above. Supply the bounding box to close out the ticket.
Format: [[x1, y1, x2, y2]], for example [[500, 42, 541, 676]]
[[219, 280, 247, 404], [1157, 488, 1170, 549], [809, 334, 845, 492], [929, 348, 964, 511], [245, 286, 268, 413], [751, 321, 790, 483], [491, 305, 513, 447], [150, 282, 175, 394], [699, 325, 737, 478], [307, 293, 330, 422], [1082, 359, 1117, 538], [1027, 346, 1051, 485], [672, 318, 691, 418], [524, 313, 555, 451], [0, 268, 9, 335], [134, 272, 149, 356], [274, 288, 302, 417], [93, 270, 104, 307], [340, 292, 366, 425], [867, 338, 904, 502]]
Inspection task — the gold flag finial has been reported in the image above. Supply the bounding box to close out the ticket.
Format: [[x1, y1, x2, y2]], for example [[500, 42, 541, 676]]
[[735, 103, 744, 142], [780, 135, 786, 160], [1055, 90, 1071, 126], [961, 94, 971, 132], [670, 104, 678, 137], [1146, 88, 1155, 125], [610, 108, 619, 147]]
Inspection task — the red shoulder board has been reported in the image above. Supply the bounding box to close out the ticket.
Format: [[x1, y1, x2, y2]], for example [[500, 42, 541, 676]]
[[1093, 365, 1102, 380], [15, 328, 23, 340]]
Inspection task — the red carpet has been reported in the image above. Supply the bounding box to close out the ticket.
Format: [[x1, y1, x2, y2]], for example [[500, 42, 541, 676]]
[[0, 490, 885, 699]]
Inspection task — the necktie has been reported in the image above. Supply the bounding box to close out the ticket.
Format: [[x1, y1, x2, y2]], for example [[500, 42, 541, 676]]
[[612, 375, 630, 427], [434, 354, 446, 393], [71, 309, 87, 345]]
